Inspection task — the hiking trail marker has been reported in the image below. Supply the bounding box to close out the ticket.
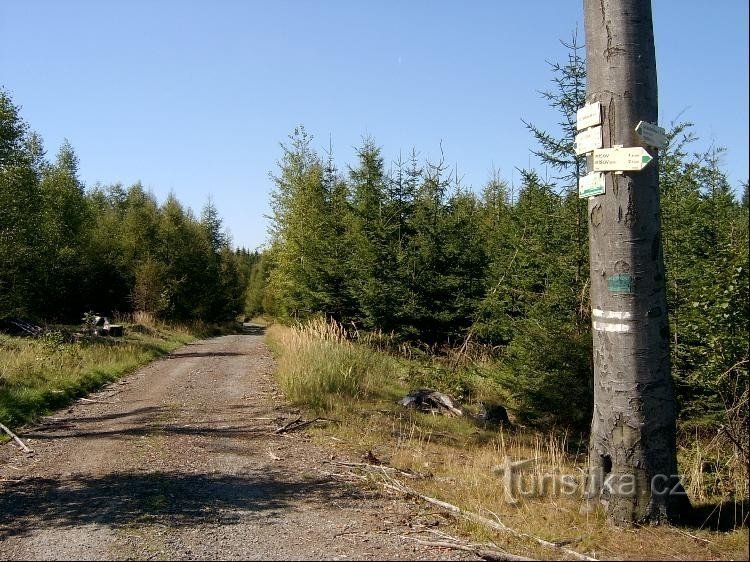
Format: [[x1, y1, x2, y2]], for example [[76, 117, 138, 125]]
[[575, 125, 603, 155], [576, 102, 602, 131], [634, 120, 668, 150], [592, 145, 653, 172], [579, 171, 606, 198]]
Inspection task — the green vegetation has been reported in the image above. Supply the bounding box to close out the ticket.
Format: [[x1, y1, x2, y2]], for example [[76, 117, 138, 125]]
[[268, 321, 748, 559], [268, 319, 511, 418], [1, 88, 254, 325], [257, 120, 748, 431], [1, 87, 259, 429], [1, 26, 746, 544], [252, 40, 748, 440], [267, 318, 402, 412], [0, 313, 194, 428], [258, 39, 747, 538]]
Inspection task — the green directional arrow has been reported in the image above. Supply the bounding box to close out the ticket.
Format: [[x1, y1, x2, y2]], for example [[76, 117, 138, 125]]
[[593, 146, 653, 171]]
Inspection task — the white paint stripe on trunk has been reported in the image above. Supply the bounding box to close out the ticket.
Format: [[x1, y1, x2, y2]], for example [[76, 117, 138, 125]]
[[593, 321, 631, 332], [592, 308, 633, 320]]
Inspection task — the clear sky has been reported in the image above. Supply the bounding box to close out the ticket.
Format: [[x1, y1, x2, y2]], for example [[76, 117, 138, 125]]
[[2, 1, 748, 250]]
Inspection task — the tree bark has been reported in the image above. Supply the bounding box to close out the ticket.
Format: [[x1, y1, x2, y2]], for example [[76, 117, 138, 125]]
[[582, 0, 687, 524]]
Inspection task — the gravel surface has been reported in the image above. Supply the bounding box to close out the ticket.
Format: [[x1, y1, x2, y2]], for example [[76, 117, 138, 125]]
[[0, 328, 474, 560]]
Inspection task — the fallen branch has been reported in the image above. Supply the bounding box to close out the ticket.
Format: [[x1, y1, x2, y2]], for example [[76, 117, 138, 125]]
[[78, 397, 115, 405], [328, 459, 427, 479], [383, 479, 596, 561], [0, 422, 33, 453], [273, 415, 302, 434], [323, 470, 368, 482], [273, 416, 336, 434], [400, 535, 534, 562], [279, 417, 320, 433]]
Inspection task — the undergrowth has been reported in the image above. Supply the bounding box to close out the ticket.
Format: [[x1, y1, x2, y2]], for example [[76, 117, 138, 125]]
[[267, 317, 749, 561], [0, 312, 196, 428]]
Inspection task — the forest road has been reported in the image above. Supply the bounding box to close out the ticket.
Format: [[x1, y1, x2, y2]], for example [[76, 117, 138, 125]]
[[0, 328, 471, 560]]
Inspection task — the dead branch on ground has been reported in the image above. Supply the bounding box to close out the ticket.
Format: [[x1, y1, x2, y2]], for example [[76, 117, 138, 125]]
[[382, 477, 597, 561], [0, 422, 33, 453], [273, 416, 337, 434], [327, 459, 427, 480], [400, 535, 534, 562]]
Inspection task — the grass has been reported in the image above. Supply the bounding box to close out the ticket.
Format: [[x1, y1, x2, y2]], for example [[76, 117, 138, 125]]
[[267, 318, 749, 561], [0, 311, 196, 429], [267, 317, 404, 411]]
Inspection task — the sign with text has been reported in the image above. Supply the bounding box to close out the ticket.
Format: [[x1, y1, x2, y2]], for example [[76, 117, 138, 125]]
[[576, 102, 602, 131], [592, 146, 653, 172], [574, 125, 603, 155], [634, 121, 668, 149], [579, 172, 605, 198]]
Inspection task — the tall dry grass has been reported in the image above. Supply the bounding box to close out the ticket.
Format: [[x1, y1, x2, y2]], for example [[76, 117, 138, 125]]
[[267, 317, 402, 412], [321, 405, 748, 559], [268, 317, 748, 559], [118, 311, 204, 339]]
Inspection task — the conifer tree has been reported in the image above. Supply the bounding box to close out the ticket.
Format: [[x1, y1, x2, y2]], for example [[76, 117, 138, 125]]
[[348, 138, 399, 331], [320, 143, 356, 322], [268, 126, 330, 317], [37, 140, 90, 318], [0, 91, 42, 317]]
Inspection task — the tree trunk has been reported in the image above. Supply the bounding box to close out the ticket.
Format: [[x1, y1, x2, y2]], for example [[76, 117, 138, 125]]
[[582, 0, 687, 524]]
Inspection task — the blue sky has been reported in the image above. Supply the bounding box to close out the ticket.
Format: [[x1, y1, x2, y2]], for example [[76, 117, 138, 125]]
[[1, 1, 748, 250]]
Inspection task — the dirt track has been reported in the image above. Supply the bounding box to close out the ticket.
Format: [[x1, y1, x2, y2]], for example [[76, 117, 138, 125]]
[[0, 328, 471, 560]]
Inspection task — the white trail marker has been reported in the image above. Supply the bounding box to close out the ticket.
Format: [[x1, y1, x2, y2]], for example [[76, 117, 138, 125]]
[[579, 171, 605, 198], [575, 125, 603, 155], [576, 102, 602, 131]]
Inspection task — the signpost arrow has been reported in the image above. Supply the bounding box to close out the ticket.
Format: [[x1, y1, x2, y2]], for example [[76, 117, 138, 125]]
[[634, 121, 668, 149], [592, 146, 653, 172]]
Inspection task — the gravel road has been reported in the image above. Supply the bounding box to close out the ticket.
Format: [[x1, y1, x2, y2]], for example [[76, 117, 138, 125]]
[[0, 328, 472, 560]]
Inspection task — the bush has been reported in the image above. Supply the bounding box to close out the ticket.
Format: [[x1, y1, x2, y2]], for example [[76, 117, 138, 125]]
[[498, 318, 593, 430]]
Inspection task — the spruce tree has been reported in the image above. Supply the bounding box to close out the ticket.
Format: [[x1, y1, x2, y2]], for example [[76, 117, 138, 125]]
[[347, 138, 399, 331], [37, 140, 90, 319], [268, 126, 330, 318]]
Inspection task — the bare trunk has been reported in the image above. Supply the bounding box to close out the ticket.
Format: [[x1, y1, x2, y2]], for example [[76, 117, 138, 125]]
[[582, 0, 687, 524]]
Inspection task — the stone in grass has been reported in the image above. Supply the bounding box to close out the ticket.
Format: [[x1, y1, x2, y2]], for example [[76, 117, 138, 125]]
[[476, 402, 511, 426], [398, 388, 463, 416]]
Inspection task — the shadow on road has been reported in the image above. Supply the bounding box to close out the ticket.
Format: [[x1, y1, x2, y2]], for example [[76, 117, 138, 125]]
[[166, 351, 247, 359], [242, 323, 266, 336], [24, 402, 283, 442], [0, 469, 363, 539], [24, 422, 275, 441]]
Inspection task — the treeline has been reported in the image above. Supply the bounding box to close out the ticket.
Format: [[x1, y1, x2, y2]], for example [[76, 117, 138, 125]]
[[0, 89, 253, 324], [254, 129, 748, 428], [253, 127, 597, 425], [251, 40, 748, 428]]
